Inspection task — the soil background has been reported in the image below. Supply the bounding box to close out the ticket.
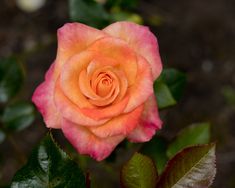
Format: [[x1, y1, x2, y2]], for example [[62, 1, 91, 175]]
[[0, 0, 235, 187]]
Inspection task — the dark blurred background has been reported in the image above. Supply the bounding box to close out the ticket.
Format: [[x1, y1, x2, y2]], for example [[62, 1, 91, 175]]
[[0, 0, 235, 187]]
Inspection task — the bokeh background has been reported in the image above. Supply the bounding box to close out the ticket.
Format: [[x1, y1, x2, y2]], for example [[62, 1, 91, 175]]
[[0, 0, 235, 187]]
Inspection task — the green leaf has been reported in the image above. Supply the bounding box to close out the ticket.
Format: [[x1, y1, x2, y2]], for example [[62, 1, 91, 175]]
[[111, 11, 143, 24], [156, 144, 216, 188], [154, 81, 177, 109], [160, 68, 186, 101], [147, 15, 164, 26], [154, 68, 186, 109], [2, 101, 35, 132], [69, 0, 110, 28], [121, 153, 158, 188], [221, 86, 235, 106], [167, 123, 210, 158], [0, 130, 5, 144], [105, 0, 138, 10], [11, 133, 86, 188], [0, 57, 24, 103], [140, 137, 168, 174]]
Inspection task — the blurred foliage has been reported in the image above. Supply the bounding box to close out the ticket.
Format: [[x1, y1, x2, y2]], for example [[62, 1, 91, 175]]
[[147, 15, 164, 27], [69, 0, 110, 28], [0, 57, 35, 148], [2, 101, 35, 133], [105, 0, 138, 10], [69, 0, 142, 28], [140, 137, 168, 174], [110, 7, 143, 24], [160, 69, 187, 101], [167, 123, 211, 158], [221, 85, 235, 106], [0, 130, 5, 144], [0, 58, 24, 103], [154, 68, 186, 109], [154, 81, 177, 109]]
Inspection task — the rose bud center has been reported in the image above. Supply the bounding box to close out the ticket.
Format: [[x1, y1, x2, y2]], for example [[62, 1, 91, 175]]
[[95, 73, 113, 97]]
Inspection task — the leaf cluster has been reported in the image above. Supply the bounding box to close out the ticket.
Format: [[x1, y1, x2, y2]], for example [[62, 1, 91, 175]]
[[69, 0, 143, 28], [0, 58, 35, 144]]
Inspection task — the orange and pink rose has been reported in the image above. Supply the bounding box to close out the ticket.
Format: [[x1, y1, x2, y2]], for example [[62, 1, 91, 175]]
[[32, 21, 163, 161]]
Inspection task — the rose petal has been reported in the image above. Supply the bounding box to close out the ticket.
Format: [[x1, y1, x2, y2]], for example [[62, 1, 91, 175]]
[[55, 23, 107, 77], [32, 63, 61, 128], [62, 118, 125, 161], [60, 51, 96, 108], [87, 37, 138, 85], [127, 95, 162, 142], [103, 21, 162, 80], [80, 94, 129, 120], [124, 55, 154, 113], [111, 68, 128, 103], [54, 78, 109, 126], [89, 104, 143, 138], [86, 58, 118, 75]]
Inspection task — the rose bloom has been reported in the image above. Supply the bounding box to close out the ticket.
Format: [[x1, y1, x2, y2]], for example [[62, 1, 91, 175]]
[[32, 21, 163, 161]]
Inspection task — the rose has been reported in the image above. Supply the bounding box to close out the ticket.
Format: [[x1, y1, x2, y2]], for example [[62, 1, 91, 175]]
[[32, 21, 163, 161]]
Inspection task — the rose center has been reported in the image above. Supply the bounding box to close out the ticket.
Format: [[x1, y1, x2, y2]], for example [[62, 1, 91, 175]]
[[93, 72, 113, 97]]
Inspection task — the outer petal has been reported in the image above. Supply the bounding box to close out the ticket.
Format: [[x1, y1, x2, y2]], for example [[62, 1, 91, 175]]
[[54, 23, 107, 76], [62, 119, 125, 161], [127, 95, 162, 142], [32, 63, 61, 128], [103, 21, 162, 79], [89, 104, 144, 138], [124, 55, 154, 113]]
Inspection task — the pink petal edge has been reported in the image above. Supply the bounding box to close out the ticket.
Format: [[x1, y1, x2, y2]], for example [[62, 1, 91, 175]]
[[103, 21, 163, 80], [127, 95, 162, 142], [32, 63, 61, 128], [62, 118, 125, 161], [89, 104, 144, 138], [54, 22, 107, 77]]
